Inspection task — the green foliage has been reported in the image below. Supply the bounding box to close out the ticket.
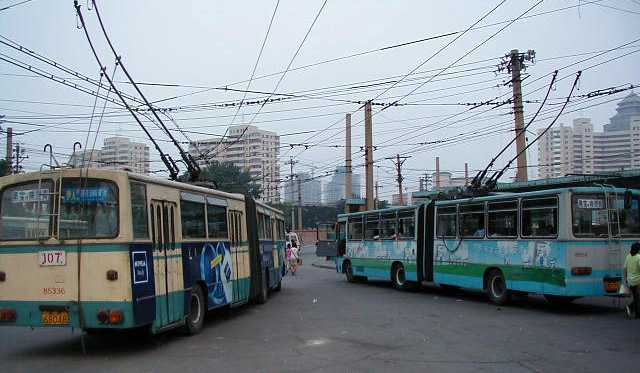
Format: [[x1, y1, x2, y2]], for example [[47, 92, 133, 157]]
[[183, 161, 262, 198], [0, 159, 10, 176]]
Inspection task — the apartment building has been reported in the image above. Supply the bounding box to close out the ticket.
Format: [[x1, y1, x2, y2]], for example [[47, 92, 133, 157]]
[[283, 172, 322, 206], [538, 93, 640, 178], [68, 137, 150, 174], [188, 125, 280, 203], [324, 166, 362, 205]]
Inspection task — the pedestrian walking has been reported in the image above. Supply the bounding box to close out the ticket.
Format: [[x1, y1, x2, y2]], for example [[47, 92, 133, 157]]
[[624, 242, 640, 318], [287, 243, 299, 276]]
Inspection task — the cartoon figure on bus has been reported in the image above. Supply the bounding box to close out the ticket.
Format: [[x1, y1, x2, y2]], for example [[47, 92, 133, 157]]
[[200, 241, 233, 306]]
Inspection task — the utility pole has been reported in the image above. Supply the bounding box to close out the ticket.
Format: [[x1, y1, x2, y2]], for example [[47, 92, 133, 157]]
[[345, 113, 352, 207], [464, 162, 469, 186], [297, 175, 303, 231], [364, 101, 374, 210], [5, 126, 13, 165], [435, 156, 441, 189], [285, 156, 298, 230], [386, 154, 410, 206], [374, 181, 380, 209], [12, 144, 27, 174], [499, 49, 535, 182]]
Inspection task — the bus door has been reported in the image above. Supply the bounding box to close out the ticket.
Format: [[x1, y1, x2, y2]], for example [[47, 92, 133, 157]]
[[151, 200, 181, 326]]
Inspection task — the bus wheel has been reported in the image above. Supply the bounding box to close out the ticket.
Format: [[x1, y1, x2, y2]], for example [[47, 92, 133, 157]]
[[392, 263, 410, 291], [487, 269, 510, 305], [256, 271, 269, 304], [544, 295, 580, 305], [185, 285, 205, 335]]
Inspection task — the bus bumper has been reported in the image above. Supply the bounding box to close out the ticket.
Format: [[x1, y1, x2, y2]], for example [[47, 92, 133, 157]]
[[0, 300, 136, 329]]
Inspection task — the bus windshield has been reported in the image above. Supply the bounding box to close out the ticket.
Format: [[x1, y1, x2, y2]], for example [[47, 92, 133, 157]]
[[0, 181, 52, 240], [572, 193, 640, 237], [59, 179, 119, 239]]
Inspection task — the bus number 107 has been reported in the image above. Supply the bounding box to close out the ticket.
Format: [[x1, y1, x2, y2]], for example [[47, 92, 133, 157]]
[[38, 250, 66, 266]]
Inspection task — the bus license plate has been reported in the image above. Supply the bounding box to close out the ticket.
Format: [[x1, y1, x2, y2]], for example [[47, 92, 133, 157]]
[[39, 250, 66, 266], [41, 310, 70, 325]]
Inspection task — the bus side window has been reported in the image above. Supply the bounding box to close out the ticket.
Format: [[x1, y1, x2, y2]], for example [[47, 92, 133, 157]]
[[521, 197, 558, 237], [487, 200, 518, 238], [130, 182, 149, 239], [459, 203, 485, 238], [380, 212, 397, 239], [436, 206, 457, 238], [365, 213, 380, 240], [397, 210, 415, 239], [348, 217, 363, 240], [207, 204, 228, 240]]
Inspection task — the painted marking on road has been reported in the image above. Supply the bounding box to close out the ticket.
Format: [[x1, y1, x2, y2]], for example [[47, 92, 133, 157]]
[[305, 338, 329, 347]]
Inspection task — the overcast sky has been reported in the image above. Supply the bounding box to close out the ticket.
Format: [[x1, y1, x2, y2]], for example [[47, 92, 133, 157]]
[[1, 0, 639, 201]]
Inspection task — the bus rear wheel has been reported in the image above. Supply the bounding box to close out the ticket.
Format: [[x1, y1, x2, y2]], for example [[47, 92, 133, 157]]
[[185, 285, 205, 335], [392, 263, 412, 291], [486, 269, 510, 305]]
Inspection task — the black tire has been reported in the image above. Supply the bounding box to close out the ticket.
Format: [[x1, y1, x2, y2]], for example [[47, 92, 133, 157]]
[[256, 271, 269, 304], [344, 260, 355, 283], [486, 269, 511, 305], [544, 294, 580, 305], [391, 263, 412, 291], [184, 285, 205, 335]]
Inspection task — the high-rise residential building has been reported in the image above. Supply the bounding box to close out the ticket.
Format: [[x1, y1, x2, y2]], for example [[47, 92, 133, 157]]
[[324, 166, 362, 205], [188, 125, 280, 203], [68, 137, 150, 174], [537, 93, 640, 179], [283, 172, 322, 206]]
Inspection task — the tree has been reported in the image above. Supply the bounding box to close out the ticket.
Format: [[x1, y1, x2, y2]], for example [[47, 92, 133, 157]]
[[0, 159, 10, 177], [183, 161, 262, 198]]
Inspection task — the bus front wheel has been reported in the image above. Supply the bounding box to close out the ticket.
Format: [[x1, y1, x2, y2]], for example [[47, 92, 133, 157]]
[[185, 285, 205, 335], [486, 269, 510, 305]]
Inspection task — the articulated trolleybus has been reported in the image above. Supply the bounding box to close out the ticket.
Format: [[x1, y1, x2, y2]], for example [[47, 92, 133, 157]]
[[0, 169, 286, 334], [335, 186, 640, 305]]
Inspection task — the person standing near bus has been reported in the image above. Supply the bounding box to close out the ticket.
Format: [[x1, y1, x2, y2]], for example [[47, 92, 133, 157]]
[[624, 242, 640, 319]]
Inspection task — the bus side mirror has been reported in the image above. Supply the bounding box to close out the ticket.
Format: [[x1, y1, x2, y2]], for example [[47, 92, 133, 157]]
[[624, 190, 633, 210]]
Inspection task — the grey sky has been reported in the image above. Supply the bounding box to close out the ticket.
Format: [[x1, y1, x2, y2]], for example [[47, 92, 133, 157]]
[[1, 0, 639, 200]]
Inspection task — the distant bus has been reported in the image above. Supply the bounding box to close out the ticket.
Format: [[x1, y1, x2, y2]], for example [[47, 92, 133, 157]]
[[0, 169, 286, 334], [336, 187, 639, 304]]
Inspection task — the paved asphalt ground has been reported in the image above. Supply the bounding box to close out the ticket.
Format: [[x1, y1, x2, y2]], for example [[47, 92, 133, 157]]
[[1, 247, 639, 372]]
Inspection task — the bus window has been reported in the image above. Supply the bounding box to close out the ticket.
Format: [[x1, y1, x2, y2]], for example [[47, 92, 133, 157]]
[[522, 197, 558, 237], [397, 210, 415, 239], [487, 200, 518, 238], [180, 194, 206, 239], [258, 213, 265, 239], [0, 181, 53, 240], [572, 194, 640, 237], [348, 216, 363, 240], [459, 203, 485, 238], [130, 182, 149, 239], [59, 179, 118, 239], [380, 212, 397, 239], [436, 206, 456, 238], [365, 213, 380, 240], [207, 204, 228, 239]]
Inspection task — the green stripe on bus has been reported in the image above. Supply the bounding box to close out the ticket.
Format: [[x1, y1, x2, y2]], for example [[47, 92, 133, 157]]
[[350, 258, 417, 272], [434, 263, 566, 287]]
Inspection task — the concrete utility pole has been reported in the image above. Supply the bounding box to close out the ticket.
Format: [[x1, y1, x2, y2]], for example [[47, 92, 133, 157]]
[[13, 144, 27, 174], [500, 49, 535, 182], [374, 181, 380, 209], [435, 156, 441, 189], [464, 162, 469, 186], [345, 113, 352, 205], [386, 154, 410, 206], [285, 156, 298, 230], [5, 126, 12, 164], [364, 101, 374, 210], [297, 176, 303, 231]]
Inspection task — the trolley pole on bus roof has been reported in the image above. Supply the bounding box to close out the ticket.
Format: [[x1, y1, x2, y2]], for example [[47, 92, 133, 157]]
[[386, 154, 410, 206], [364, 101, 374, 210]]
